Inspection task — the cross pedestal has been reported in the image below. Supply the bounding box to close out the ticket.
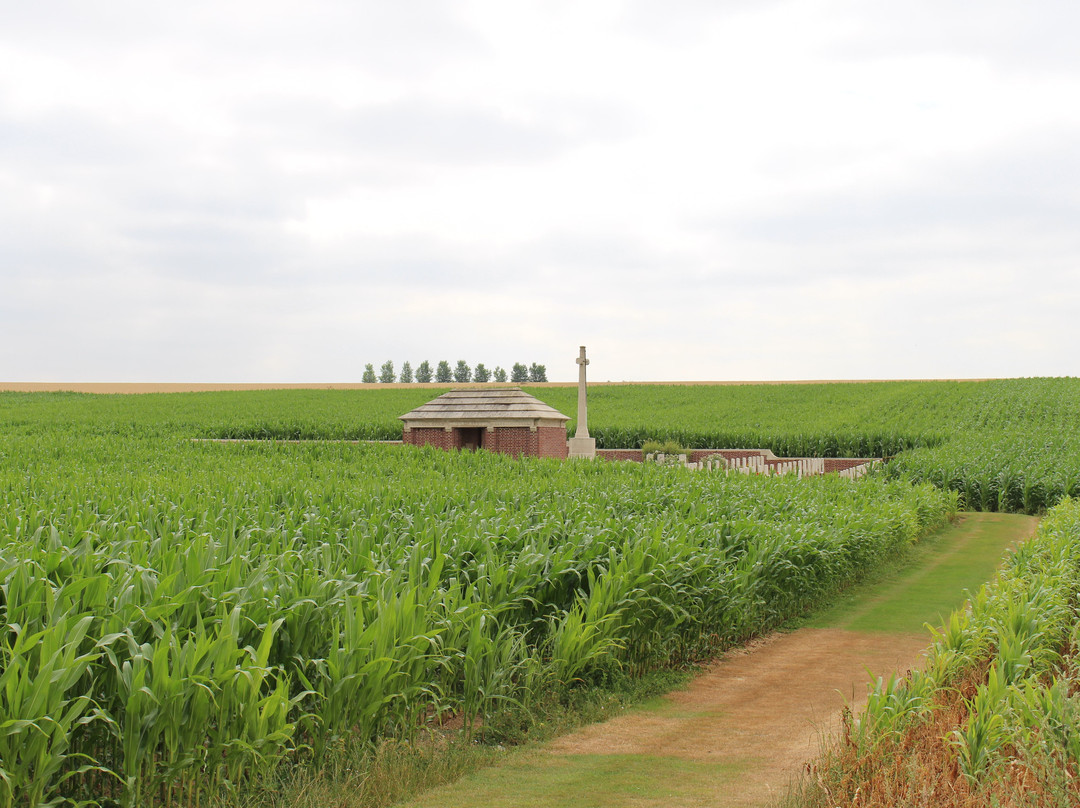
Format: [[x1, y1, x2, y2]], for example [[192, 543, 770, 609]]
[[568, 345, 596, 459], [568, 436, 596, 458]]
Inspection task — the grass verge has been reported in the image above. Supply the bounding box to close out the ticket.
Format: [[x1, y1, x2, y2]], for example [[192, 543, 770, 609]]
[[226, 513, 1020, 808], [218, 667, 693, 808], [781, 499, 1080, 808], [803, 512, 1037, 634], [400, 753, 750, 808]]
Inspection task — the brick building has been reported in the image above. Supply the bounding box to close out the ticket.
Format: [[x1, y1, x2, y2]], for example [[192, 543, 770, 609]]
[[399, 388, 569, 459]]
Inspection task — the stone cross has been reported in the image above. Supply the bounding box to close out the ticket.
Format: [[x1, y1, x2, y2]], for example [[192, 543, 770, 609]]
[[575, 345, 589, 439]]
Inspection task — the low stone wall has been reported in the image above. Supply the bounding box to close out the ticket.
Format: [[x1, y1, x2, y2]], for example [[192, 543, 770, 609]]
[[596, 448, 783, 464], [823, 458, 873, 473], [595, 448, 645, 462], [397, 440, 876, 476], [596, 447, 879, 477]]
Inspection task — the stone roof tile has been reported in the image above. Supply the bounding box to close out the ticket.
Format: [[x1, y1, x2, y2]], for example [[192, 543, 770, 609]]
[[399, 388, 569, 423]]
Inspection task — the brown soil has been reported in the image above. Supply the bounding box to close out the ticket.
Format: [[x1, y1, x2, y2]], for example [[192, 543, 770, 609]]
[[544, 628, 931, 807]]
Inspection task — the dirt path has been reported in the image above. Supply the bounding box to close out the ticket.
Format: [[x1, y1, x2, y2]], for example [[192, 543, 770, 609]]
[[544, 628, 931, 808], [399, 513, 1038, 808]]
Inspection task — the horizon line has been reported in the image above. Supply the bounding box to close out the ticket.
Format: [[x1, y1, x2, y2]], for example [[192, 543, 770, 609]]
[[0, 378, 1022, 394]]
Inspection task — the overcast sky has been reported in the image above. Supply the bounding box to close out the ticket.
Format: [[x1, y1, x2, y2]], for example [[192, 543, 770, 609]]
[[3, 1, 1078, 382]]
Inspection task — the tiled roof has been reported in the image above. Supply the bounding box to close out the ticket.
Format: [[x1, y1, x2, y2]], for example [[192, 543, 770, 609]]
[[399, 388, 568, 423]]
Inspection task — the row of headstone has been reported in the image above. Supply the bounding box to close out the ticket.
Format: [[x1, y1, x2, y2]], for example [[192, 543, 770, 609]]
[[646, 452, 876, 480], [645, 452, 689, 466], [767, 458, 827, 477], [838, 462, 875, 479], [723, 454, 768, 473], [719, 458, 826, 477]]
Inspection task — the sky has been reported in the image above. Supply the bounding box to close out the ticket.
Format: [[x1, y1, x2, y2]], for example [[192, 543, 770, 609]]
[[2, 0, 1078, 383]]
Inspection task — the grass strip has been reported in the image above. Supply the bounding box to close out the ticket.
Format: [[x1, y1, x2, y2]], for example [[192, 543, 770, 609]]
[[805, 512, 1038, 634], [786, 498, 1080, 808], [249, 514, 1030, 808], [222, 667, 693, 808], [401, 754, 749, 808]]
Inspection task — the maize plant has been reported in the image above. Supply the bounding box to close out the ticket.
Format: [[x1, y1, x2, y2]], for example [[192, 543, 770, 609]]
[[814, 497, 1080, 801], [0, 390, 963, 804], [0, 615, 102, 808]]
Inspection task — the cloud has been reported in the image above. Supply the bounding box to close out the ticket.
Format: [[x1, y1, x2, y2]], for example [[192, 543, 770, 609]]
[[717, 127, 1080, 270], [1, 1, 1079, 382], [0, 108, 148, 172], [829, 0, 1080, 75], [0, 2, 485, 80], [237, 96, 607, 166]]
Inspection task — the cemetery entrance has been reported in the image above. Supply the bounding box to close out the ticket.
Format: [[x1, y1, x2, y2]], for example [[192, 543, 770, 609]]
[[457, 427, 483, 451]]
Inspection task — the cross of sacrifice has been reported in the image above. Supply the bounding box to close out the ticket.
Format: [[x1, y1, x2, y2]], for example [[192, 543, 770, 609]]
[[575, 346, 589, 439]]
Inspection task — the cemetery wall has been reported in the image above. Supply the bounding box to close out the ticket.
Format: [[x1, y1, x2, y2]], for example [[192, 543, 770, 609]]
[[488, 426, 535, 457], [403, 427, 455, 450], [595, 447, 877, 477], [824, 458, 871, 473], [402, 425, 568, 458], [538, 426, 569, 459], [596, 448, 782, 463], [406, 434, 870, 471]]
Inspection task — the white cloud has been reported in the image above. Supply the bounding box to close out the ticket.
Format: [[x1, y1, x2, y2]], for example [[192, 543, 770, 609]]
[[2, 1, 1078, 382]]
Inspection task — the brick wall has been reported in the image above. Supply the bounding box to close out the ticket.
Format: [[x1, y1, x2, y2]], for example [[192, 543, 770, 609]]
[[599, 447, 877, 475], [404, 423, 567, 458], [694, 449, 767, 463], [824, 458, 871, 473], [537, 426, 568, 459], [490, 426, 536, 458], [596, 449, 644, 462], [404, 431, 870, 473], [597, 448, 778, 464], [403, 427, 454, 450]]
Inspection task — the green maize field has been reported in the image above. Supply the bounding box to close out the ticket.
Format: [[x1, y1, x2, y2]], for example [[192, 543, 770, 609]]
[[0, 393, 957, 807], [3, 376, 1075, 512]]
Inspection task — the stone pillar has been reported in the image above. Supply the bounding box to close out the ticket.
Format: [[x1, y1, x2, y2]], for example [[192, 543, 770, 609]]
[[567, 345, 597, 459], [574, 345, 589, 438]]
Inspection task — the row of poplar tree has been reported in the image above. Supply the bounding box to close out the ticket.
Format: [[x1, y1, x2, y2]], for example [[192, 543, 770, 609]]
[[362, 360, 548, 384]]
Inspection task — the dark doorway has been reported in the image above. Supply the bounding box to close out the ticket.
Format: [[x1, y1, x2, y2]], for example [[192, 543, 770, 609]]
[[457, 427, 483, 451]]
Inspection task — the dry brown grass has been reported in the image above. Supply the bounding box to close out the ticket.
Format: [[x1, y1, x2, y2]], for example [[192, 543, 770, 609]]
[[793, 662, 1080, 808]]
